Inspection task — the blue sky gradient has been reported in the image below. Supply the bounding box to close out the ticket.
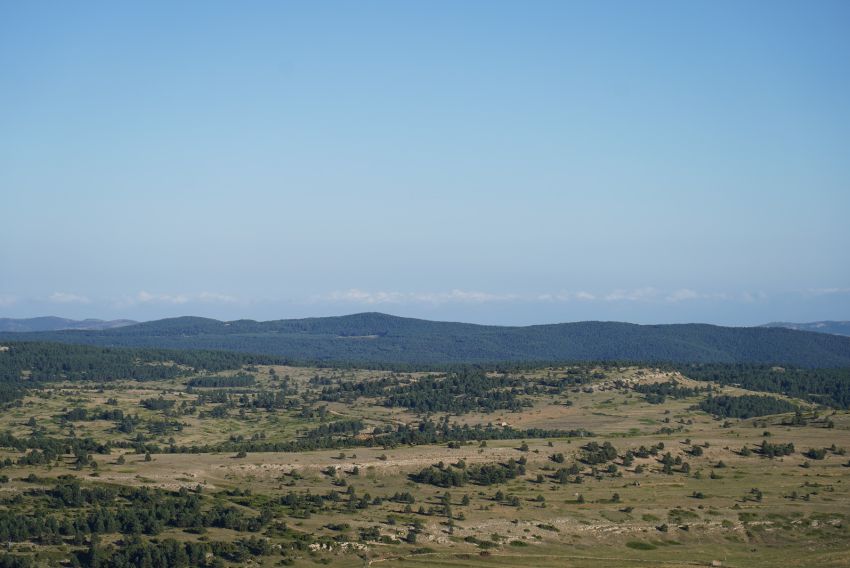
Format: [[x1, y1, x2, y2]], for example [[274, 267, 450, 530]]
[[2, 1, 849, 325]]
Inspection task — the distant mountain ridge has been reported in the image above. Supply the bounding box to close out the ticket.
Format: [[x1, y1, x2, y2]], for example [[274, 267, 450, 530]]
[[0, 317, 137, 332], [761, 321, 850, 337], [2, 312, 850, 367]]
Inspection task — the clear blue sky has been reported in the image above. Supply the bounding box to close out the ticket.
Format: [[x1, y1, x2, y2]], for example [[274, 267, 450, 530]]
[[2, 1, 849, 325]]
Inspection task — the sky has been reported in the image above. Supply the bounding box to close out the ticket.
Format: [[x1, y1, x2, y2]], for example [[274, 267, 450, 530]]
[[1, 1, 849, 326]]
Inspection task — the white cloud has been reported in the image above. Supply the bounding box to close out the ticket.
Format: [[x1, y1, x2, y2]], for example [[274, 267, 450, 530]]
[[136, 291, 189, 305], [197, 291, 238, 304], [116, 290, 239, 307], [48, 292, 91, 304], [665, 289, 700, 302], [434, 290, 518, 303], [0, 294, 17, 307], [601, 288, 731, 303], [534, 288, 727, 304], [322, 287, 738, 306], [604, 287, 659, 302], [123, 290, 238, 306], [805, 287, 850, 296], [326, 289, 405, 304], [322, 289, 518, 305], [536, 291, 596, 302], [667, 289, 730, 303]]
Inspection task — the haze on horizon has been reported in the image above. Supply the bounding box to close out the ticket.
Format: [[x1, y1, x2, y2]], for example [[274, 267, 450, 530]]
[[2, 1, 849, 327]]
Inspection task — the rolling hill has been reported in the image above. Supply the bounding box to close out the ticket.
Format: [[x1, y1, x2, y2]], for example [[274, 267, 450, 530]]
[[3, 312, 850, 367]]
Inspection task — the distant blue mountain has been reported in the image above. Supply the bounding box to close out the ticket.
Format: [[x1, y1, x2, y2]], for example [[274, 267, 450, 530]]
[[762, 321, 850, 337], [0, 317, 137, 332]]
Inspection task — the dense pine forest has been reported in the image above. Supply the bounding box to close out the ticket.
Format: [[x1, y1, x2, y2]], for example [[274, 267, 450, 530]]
[[3, 313, 850, 366], [671, 363, 850, 408]]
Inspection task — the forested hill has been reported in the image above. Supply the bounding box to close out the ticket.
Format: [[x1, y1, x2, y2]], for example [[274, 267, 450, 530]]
[[2, 312, 850, 367]]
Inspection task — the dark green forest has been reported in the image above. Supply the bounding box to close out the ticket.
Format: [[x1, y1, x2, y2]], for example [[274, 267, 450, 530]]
[[3, 342, 850, 409], [0, 342, 286, 384], [3, 312, 850, 366], [696, 394, 799, 418], [672, 363, 850, 408]]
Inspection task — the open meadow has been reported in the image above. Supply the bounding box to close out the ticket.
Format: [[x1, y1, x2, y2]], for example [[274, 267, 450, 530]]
[[1, 343, 849, 567]]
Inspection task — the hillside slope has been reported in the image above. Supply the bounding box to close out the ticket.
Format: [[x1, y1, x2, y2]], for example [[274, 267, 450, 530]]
[[2, 312, 850, 367]]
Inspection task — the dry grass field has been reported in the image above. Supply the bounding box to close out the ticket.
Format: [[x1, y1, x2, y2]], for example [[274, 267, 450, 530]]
[[1, 356, 849, 567]]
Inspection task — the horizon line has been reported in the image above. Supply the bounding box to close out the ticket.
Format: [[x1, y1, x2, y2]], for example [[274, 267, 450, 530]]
[[1, 311, 845, 330]]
